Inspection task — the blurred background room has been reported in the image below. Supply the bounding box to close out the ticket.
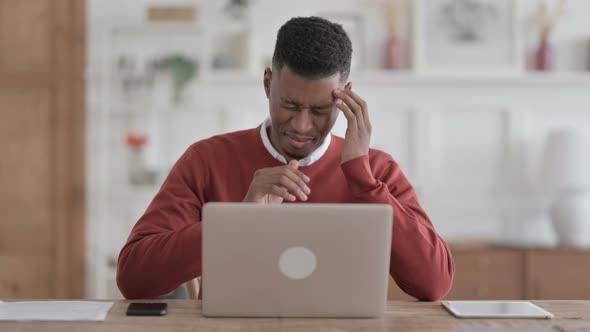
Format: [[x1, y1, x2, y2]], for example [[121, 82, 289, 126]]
[[2, 0, 590, 301]]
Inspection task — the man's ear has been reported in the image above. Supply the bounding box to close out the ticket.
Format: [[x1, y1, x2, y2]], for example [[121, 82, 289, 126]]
[[345, 82, 352, 91], [263, 68, 272, 98]]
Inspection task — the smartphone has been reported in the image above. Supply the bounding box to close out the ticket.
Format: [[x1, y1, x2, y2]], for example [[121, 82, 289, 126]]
[[126, 302, 168, 316]]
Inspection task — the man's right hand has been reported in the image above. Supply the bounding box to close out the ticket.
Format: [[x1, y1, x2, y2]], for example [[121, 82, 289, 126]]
[[243, 160, 311, 204]]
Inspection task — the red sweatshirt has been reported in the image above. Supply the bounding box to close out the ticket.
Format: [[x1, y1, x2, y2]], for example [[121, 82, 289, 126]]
[[117, 126, 455, 301]]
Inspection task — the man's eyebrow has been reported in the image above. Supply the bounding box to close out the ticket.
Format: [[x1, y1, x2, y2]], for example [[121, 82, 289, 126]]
[[280, 98, 333, 109], [280, 98, 300, 105]]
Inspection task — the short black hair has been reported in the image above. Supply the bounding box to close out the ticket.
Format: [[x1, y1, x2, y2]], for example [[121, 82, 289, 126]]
[[272, 16, 352, 82]]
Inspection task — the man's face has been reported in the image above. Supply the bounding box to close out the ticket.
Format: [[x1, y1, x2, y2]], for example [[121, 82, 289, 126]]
[[264, 65, 346, 161]]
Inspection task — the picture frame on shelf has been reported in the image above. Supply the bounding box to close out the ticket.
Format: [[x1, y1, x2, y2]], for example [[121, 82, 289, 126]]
[[412, 0, 523, 76], [147, 5, 198, 23], [318, 12, 366, 71]]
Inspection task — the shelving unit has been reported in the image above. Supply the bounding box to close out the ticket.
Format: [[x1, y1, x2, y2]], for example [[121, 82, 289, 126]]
[[87, 17, 590, 299], [203, 70, 590, 86], [88, 15, 268, 298], [353, 71, 590, 86]]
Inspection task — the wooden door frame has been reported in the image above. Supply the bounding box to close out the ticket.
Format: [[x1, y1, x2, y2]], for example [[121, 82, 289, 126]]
[[51, 0, 86, 299]]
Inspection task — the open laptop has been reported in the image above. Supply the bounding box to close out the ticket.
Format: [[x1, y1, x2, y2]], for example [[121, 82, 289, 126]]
[[201, 203, 393, 318]]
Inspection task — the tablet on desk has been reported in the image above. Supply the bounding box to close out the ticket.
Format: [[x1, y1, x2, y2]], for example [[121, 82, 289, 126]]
[[441, 301, 554, 319]]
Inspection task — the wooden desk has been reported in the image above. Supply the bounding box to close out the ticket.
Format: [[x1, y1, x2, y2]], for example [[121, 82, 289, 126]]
[[1, 300, 588, 331]]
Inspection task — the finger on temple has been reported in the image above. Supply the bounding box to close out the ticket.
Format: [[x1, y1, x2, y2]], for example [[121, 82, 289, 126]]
[[336, 100, 356, 123], [340, 93, 365, 127], [345, 89, 369, 125]]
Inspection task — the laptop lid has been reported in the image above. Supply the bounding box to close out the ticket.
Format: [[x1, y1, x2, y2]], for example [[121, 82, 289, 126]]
[[201, 203, 393, 318]]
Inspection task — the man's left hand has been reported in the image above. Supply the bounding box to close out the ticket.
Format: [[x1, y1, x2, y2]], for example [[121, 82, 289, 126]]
[[333, 86, 371, 164]]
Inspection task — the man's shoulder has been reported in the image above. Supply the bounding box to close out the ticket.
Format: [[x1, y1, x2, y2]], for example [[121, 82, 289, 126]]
[[208, 127, 259, 145], [329, 134, 347, 151], [188, 127, 259, 153]]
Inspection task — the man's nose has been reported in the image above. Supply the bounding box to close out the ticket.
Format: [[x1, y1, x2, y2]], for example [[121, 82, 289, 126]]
[[291, 109, 313, 134]]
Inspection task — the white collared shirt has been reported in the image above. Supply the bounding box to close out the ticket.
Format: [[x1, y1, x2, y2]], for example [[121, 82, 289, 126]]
[[260, 118, 331, 166]]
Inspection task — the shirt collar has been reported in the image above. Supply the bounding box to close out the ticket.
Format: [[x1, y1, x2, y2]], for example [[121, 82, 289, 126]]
[[260, 118, 331, 166]]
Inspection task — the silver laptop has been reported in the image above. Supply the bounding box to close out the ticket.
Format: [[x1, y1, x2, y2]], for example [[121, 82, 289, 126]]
[[201, 203, 393, 318]]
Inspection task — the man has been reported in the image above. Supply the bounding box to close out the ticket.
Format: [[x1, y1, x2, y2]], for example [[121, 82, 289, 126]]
[[117, 16, 454, 301]]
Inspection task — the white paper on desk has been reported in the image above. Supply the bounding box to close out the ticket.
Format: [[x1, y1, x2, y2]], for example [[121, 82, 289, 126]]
[[0, 301, 113, 321]]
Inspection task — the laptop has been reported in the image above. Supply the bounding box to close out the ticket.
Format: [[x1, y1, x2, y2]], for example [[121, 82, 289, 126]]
[[201, 203, 393, 318]]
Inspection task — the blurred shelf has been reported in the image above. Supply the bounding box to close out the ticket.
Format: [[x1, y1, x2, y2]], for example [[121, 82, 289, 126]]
[[105, 98, 215, 114], [351, 70, 590, 87], [109, 22, 205, 35], [180, 70, 590, 87], [94, 70, 590, 119]]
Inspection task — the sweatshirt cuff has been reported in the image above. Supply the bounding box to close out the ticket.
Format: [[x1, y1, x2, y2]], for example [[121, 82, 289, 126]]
[[341, 155, 379, 196]]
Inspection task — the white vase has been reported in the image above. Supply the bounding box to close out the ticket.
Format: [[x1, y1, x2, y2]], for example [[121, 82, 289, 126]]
[[550, 189, 590, 247]]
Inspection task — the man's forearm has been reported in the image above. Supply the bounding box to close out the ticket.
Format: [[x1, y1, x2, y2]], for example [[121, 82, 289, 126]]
[[387, 202, 454, 301], [116, 223, 202, 299], [341, 155, 455, 300]]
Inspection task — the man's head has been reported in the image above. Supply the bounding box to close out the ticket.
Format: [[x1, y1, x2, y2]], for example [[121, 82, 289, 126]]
[[264, 16, 353, 161]]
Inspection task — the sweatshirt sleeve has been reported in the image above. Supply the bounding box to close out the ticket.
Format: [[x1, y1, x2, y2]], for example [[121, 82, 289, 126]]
[[116, 145, 206, 299], [341, 154, 455, 301]]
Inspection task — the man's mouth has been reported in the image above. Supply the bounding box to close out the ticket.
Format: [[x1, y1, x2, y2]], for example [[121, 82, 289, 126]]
[[286, 134, 314, 149]]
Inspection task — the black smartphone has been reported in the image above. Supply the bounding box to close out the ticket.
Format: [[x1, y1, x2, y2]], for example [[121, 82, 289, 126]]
[[126, 302, 168, 316]]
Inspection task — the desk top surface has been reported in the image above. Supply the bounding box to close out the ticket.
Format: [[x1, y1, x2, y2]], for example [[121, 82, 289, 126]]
[[1, 300, 589, 331]]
